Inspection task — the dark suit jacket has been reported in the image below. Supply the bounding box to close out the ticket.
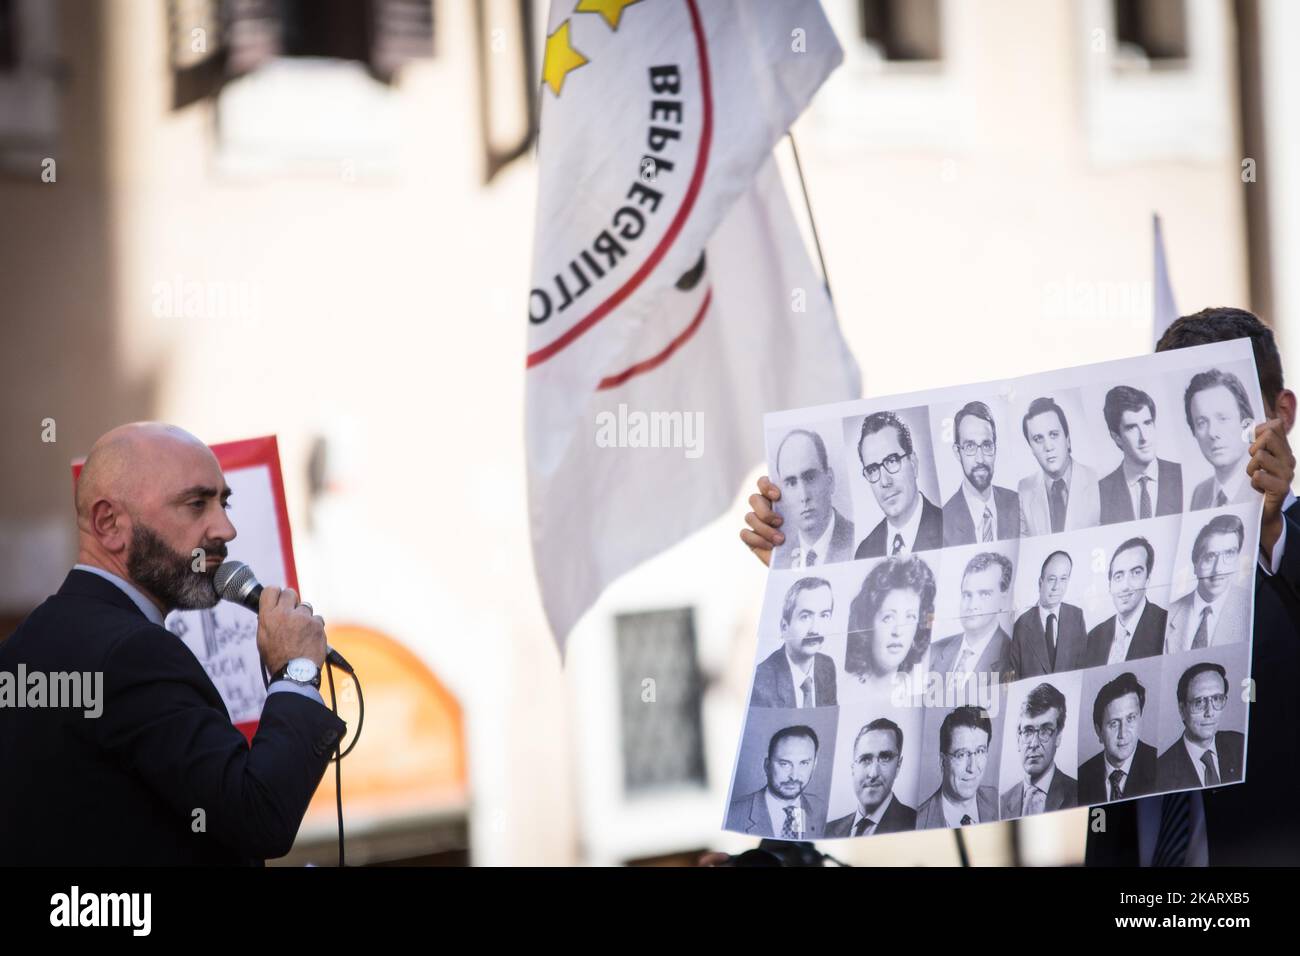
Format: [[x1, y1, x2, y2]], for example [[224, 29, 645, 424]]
[[1087, 503, 1300, 866], [1156, 731, 1245, 792], [1098, 458, 1183, 525], [749, 647, 837, 708], [1009, 603, 1088, 679], [725, 788, 825, 838], [929, 626, 1012, 683], [915, 785, 999, 828], [773, 508, 855, 568], [941, 485, 1020, 547], [1083, 601, 1167, 667], [0, 570, 347, 865], [1000, 767, 1078, 818], [823, 795, 917, 837], [855, 495, 944, 559], [1078, 740, 1158, 805]]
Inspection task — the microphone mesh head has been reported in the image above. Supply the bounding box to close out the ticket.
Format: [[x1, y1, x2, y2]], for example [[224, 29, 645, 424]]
[[214, 560, 256, 602]]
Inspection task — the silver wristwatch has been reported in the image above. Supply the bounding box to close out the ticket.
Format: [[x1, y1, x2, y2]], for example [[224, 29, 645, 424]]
[[272, 657, 322, 689]]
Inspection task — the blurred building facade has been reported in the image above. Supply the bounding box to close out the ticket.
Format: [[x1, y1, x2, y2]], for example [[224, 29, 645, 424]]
[[1, 0, 1293, 865]]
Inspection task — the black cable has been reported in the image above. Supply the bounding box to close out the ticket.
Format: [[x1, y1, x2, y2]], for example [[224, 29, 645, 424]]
[[325, 659, 344, 868], [953, 829, 971, 867]]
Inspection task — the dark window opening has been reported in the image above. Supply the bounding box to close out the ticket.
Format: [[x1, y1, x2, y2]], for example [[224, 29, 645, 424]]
[[859, 0, 942, 62]]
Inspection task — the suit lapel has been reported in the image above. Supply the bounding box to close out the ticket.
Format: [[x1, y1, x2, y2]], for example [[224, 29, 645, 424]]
[[1025, 610, 1050, 674]]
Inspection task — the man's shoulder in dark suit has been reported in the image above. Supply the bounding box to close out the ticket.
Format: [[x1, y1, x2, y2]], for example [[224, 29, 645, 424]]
[[1098, 463, 1130, 525], [0, 570, 346, 866], [941, 489, 975, 547], [750, 647, 790, 708], [1084, 616, 1116, 667], [855, 519, 888, 560], [992, 485, 1020, 539], [814, 651, 838, 706], [1214, 731, 1245, 783], [828, 509, 856, 563]]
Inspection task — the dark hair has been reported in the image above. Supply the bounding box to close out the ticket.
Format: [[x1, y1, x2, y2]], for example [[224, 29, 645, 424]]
[[1103, 385, 1157, 435], [953, 401, 997, 446], [1022, 682, 1067, 732], [940, 706, 991, 755], [1110, 537, 1154, 578], [1022, 397, 1070, 444], [858, 411, 914, 468], [1157, 307, 1284, 410], [1040, 550, 1073, 579], [854, 717, 904, 755], [1192, 514, 1245, 565], [1180, 660, 1227, 707], [963, 551, 1013, 592], [768, 725, 819, 760], [781, 577, 832, 628], [776, 428, 829, 476], [1092, 671, 1146, 730], [1177, 662, 1228, 704], [1183, 368, 1254, 432], [845, 556, 936, 676]]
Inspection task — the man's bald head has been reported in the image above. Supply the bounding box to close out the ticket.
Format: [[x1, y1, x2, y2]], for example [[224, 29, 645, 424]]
[[75, 422, 236, 613], [76, 423, 216, 522]]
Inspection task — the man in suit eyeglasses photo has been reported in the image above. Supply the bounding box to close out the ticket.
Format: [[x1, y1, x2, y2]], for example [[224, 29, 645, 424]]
[[824, 718, 917, 837]]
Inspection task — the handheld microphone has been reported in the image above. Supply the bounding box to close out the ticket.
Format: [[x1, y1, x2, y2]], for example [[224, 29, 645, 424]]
[[213, 560, 354, 674]]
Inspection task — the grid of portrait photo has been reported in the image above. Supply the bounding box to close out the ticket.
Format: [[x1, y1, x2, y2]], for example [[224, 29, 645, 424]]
[[723, 338, 1262, 841]]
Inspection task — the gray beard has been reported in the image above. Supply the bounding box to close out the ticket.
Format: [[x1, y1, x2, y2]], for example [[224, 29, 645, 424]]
[[126, 523, 221, 612]]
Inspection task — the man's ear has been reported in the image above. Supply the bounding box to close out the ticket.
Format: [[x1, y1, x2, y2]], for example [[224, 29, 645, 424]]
[[89, 498, 130, 554], [1272, 388, 1297, 434]]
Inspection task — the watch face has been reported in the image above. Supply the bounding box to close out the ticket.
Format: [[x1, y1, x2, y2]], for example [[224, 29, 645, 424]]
[[286, 659, 317, 682]]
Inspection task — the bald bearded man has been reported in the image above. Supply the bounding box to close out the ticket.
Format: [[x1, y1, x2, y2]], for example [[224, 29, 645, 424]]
[[0, 423, 346, 865]]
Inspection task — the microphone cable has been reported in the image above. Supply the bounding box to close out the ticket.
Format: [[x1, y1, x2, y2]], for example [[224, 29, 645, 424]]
[[324, 659, 365, 869]]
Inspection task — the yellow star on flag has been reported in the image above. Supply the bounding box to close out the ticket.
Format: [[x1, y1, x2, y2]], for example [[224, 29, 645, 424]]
[[575, 0, 644, 31], [542, 20, 589, 97]]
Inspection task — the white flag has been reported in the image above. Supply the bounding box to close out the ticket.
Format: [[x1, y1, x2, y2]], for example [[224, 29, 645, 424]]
[[1153, 212, 1180, 344], [527, 0, 860, 649]]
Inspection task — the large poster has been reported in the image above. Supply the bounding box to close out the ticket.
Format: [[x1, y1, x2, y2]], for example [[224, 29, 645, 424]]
[[724, 339, 1262, 840]]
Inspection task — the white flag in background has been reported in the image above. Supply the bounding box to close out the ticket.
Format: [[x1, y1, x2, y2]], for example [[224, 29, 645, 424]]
[[527, 0, 860, 649]]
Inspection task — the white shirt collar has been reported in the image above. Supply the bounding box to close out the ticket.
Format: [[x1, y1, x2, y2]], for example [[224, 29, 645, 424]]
[[73, 563, 166, 626], [941, 789, 982, 827], [1039, 458, 1074, 493], [854, 792, 894, 833], [958, 622, 999, 668], [1038, 603, 1062, 631], [796, 511, 836, 567], [1104, 746, 1137, 779], [1214, 467, 1248, 503], [1025, 762, 1056, 797], [1190, 588, 1230, 640], [1122, 457, 1159, 487], [765, 787, 802, 835], [885, 494, 926, 553]]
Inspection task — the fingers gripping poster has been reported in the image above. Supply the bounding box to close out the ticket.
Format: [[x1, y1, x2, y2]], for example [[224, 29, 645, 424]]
[[724, 340, 1263, 841]]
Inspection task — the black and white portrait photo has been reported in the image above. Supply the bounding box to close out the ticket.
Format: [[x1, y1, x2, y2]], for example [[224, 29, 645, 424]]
[[750, 576, 839, 709], [725, 710, 837, 839], [842, 555, 937, 704], [1155, 647, 1249, 793], [916, 703, 1004, 828], [1077, 662, 1162, 805], [844, 408, 944, 559], [1013, 393, 1101, 536], [768, 425, 855, 569], [824, 714, 920, 837], [1082, 527, 1177, 667], [1180, 366, 1262, 511], [1094, 383, 1185, 524], [1009, 548, 1088, 679], [930, 548, 1016, 688], [935, 399, 1021, 546], [999, 678, 1080, 819], [1165, 510, 1254, 654]]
